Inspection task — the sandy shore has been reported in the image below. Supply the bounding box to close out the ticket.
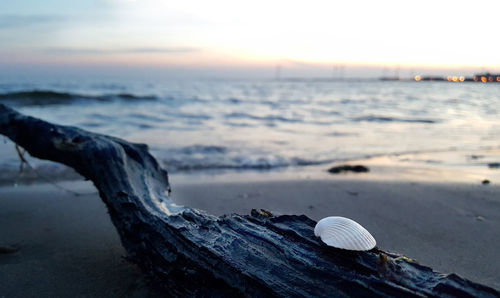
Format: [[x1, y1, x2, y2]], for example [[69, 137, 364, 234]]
[[1, 156, 500, 296], [0, 182, 165, 297], [172, 177, 500, 290]]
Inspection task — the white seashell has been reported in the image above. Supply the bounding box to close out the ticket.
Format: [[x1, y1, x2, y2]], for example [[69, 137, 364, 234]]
[[314, 216, 376, 251]]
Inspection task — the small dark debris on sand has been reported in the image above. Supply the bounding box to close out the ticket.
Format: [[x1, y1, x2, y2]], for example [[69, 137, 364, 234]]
[[0, 245, 19, 254], [482, 179, 490, 185], [488, 163, 500, 169], [250, 209, 273, 218], [328, 165, 369, 174]]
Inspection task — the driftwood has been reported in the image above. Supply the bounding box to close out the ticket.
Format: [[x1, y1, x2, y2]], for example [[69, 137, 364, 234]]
[[1, 103, 498, 297]]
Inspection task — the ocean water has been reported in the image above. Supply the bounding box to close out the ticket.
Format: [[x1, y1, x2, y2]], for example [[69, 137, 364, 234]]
[[1, 77, 500, 177]]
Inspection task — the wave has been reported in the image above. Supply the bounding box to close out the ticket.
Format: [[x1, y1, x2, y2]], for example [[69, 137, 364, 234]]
[[225, 112, 301, 123], [1, 143, 472, 185], [178, 145, 228, 155], [110, 93, 157, 100], [158, 145, 465, 173], [353, 115, 437, 124], [160, 154, 330, 172], [0, 90, 157, 106], [152, 144, 332, 172]]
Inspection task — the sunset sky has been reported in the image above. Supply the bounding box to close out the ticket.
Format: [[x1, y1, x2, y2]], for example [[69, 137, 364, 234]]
[[1, 0, 499, 78]]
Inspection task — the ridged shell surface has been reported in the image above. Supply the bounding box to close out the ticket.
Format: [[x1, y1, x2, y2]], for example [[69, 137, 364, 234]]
[[314, 216, 376, 251]]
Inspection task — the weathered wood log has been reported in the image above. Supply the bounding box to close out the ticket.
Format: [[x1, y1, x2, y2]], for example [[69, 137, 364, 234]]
[[1, 103, 498, 297]]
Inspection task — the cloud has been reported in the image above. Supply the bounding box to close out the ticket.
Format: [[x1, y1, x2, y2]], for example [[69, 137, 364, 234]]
[[44, 47, 200, 55], [0, 15, 63, 28], [128, 47, 200, 54]]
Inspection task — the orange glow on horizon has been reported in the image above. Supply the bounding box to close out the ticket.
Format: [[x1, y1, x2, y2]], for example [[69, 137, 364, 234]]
[[2, 0, 500, 74], [2, 48, 500, 78]]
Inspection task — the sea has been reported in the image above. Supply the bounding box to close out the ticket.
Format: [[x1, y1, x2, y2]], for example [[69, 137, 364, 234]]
[[1, 76, 500, 183]]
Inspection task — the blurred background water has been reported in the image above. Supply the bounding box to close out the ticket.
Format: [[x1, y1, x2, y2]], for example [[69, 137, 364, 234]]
[[1, 77, 499, 175]]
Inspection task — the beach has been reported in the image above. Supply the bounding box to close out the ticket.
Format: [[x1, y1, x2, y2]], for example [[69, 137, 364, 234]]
[[1, 153, 500, 296], [1, 79, 500, 295], [2, 0, 500, 295]]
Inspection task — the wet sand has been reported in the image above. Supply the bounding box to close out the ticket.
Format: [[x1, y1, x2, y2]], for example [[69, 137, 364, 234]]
[[1, 170, 500, 297], [0, 182, 164, 297]]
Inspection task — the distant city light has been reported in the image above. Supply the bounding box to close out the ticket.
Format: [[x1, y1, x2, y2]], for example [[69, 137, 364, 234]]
[[411, 73, 500, 83]]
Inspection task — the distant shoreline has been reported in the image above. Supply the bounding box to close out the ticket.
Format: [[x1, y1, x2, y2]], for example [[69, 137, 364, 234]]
[[381, 72, 500, 83]]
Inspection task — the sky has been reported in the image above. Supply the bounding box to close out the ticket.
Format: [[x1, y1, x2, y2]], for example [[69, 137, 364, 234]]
[[1, 0, 500, 78]]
